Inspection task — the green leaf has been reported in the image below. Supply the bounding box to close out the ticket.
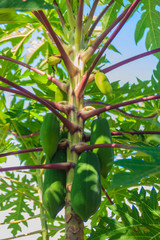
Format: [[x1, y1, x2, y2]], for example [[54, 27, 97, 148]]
[[0, 0, 54, 11], [0, 11, 36, 24], [110, 150, 160, 189], [25, 40, 46, 65], [89, 187, 160, 240], [102, 1, 123, 30], [135, 0, 160, 58]]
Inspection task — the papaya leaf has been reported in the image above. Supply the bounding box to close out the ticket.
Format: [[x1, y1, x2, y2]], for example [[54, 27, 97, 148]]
[[89, 187, 160, 240], [109, 144, 160, 189], [25, 40, 47, 65], [102, 1, 123, 30], [0, 0, 54, 11], [0, 11, 37, 24], [135, 0, 160, 58], [0, 174, 37, 236]]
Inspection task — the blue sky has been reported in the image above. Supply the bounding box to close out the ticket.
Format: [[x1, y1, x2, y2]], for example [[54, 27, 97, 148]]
[[104, 7, 158, 85]]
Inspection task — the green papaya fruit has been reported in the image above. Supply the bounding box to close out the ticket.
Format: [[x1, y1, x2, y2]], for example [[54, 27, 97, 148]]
[[48, 54, 61, 66], [55, 87, 67, 102], [40, 113, 60, 160], [43, 149, 66, 219], [95, 72, 112, 97], [90, 118, 114, 178], [71, 151, 101, 222]]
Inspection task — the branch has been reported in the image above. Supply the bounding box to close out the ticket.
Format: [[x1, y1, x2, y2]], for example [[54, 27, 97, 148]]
[[0, 162, 75, 172], [8, 129, 160, 143], [114, 109, 157, 120], [0, 215, 40, 225], [76, 0, 141, 99], [8, 123, 70, 139], [80, 94, 160, 120], [102, 48, 160, 73], [82, 6, 129, 63], [0, 55, 66, 92], [8, 123, 68, 139], [1, 175, 38, 190], [0, 178, 42, 206], [75, 0, 84, 51], [0, 86, 70, 115], [0, 139, 68, 158], [0, 76, 78, 133], [87, 0, 141, 71], [83, 0, 99, 37], [53, 0, 66, 27], [0, 230, 42, 240], [32, 10, 49, 29], [84, 100, 158, 120], [88, 0, 114, 37], [9, 129, 40, 138], [101, 185, 114, 205], [72, 143, 138, 154], [0, 147, 42, 158], [83, 131, 160, 142], [112, 131, 160, 136], [37, 10, 78, 78], [48, 225, 64, 230]]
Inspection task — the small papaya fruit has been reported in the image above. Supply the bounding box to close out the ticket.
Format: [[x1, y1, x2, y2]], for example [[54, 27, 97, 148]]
[[71, 151, 101, 222], [40, 113, 60, 160], [95, 72, 112, 97], [90, 118, 114, 178], [48, 54, 61, 66], [43, 149, 66, 219], [55, 87, 67, 103]]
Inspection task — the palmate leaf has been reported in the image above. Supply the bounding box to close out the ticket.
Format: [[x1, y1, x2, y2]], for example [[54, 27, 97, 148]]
[[0, 50, 20, 80], [135, 0, 160, 58], [88, 187, 160, 240], [101, 1, 124, 30], [0, 0, 54, 11], [0, 172, 38, 236], [25, 40, 46, 65], [47, 215, 65, 239], [153, 61, 160, 85], [109, 144, 160, 189], [0, 11, 37, 24]]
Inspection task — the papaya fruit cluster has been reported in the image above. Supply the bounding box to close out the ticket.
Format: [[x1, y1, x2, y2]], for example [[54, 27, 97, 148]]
[[40, 113, 113, 221], [71, 118, 114, 221], [40, 113, 67, 219]]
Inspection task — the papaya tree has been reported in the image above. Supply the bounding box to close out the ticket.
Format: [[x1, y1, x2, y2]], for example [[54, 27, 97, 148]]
[[0, 0, 160, 239]]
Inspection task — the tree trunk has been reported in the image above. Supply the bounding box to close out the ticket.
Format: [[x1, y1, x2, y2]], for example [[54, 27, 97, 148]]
[[65, 70, 84, 239]]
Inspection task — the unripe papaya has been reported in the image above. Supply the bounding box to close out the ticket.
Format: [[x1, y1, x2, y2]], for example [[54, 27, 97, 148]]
[[90, 118, 114, 178], [43, 149, 66, 219], [48, 54, 61, 66], [55, 87, 67, 103], [71, 151, 101, 222], [95, 72, 112, 97], [40, 113, 60, 160]]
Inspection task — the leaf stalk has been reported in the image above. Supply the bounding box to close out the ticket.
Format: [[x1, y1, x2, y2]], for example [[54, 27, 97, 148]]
[[80, 94, 160, 120]]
